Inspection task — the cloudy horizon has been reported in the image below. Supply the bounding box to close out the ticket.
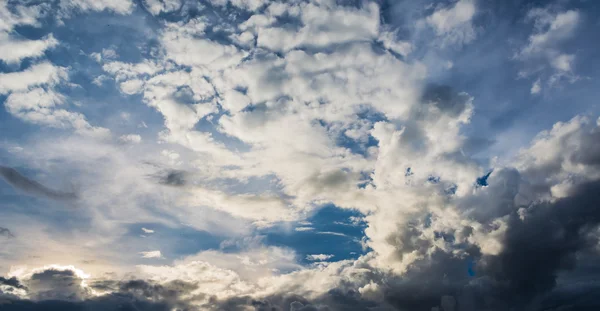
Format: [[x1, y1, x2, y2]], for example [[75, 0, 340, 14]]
[[1, 0, 600, 310]]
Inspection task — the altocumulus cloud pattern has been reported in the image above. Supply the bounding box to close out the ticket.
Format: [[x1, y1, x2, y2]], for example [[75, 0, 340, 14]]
[[0, 0, 600, 310]]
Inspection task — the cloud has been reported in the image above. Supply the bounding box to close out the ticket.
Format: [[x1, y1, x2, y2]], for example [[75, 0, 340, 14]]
[[0, 277, 26, 290], [424, 0, 477, 46], [118, 134, 142, 144], [295, 227, 314, 232], [305, 254, 334, 261], [0, 166, 77, 201], [517, 7, 581, 91], [0, 227, 14, 238], [25, 267, 92, 301], [520, 9, 579, 56], [0, 62, 67, 95], [316, 231, 347, 237], [515, 115, 600, 199], [251, 1, 381, 52], [154, 169, 187, 187], [59, 0, 135, 15], [142, 0, 182, 15], [140, 251, 163, 259], [0, 33, 58, 65], [1, 1, 600, 311], [0, 61, 109, 137]]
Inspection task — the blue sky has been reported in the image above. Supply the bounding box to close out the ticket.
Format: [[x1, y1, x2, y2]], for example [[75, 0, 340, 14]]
[[1, 0, 600, 310]]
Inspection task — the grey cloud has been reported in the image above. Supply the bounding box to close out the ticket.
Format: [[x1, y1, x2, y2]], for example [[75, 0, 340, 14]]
[[152, 169, 188, 187], [1, 273, 198, 311], [382, 178, 600, 310], [0, 227, 14, 238], [420, 84, 472, 117], [211, 291, 384, 311], [0, 166, 77, 201], [26, 269, 91, 301], [568, 130, 600, 167], [0, 277, 26, 290], [481, 179, 600, 305]]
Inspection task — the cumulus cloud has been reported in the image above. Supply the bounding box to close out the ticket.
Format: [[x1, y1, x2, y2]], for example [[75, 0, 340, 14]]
[[0, 62, 66, 94], [59, 0, 135, 15], [0, 33, 58, 65], [0, 61, 109, 137], [517, 7, 581, 92], [424, 0, 477, 46], [1, 1, 600, 311], [143, 0, 182, 15]]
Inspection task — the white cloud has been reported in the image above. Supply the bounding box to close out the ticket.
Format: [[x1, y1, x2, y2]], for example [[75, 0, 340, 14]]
[[252, 1, 380, 52], [378, 29, 413, 56], [3, 3, 600, 309], [521, 9, 579, 56], [517, 8, 580, 90], [140, 250, 163, 258], [0, 61, 110, 138], [59, 0, 135, 15], [141, 227, 155, 233], [295, 227, 315, 232], [0, 62, 67, 94], [143, 0, 181, 15], [0, 33, 58, 64], [316, 231, 347, 237], [306, 254, 334, 261], [0, 2, 48, 32], [531, 78, 542, 94], [515, 115, 600, 199], [425, 0, 477, 45], [209, 0, 270, 12], [4, 87, 110, 138], [118, 134, 142, 144]]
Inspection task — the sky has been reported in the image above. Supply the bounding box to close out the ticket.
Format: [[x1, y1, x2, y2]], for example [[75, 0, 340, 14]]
[[0, 0, 600, 310]]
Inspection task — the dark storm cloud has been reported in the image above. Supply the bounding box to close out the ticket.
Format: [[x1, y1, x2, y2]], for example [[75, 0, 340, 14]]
[[0, 277, 26, 290], [481, 179, 600, 305], [0, 272, 198, 311], [382, 178, 600, 311], [211, 291, 385, 311], [26, 269, 91, 301], [0, 166, 77, 201], [0, 295, 178, 311]]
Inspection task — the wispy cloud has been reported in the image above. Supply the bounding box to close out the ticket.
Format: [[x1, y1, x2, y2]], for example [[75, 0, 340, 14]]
[[0, 166, 77, 201], [139, 251, 162, 259]]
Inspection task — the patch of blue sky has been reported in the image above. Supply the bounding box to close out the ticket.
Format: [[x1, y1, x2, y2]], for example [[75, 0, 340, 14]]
[[122, 222, 224, 261], [0, 179, 88, 234], [260, 204, 368, 265], [2, 10, 167, 139], [476, 170, 493, 187]]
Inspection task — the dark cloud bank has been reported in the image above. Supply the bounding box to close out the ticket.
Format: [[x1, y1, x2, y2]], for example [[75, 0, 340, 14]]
[[1, 177, 600, 310]]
